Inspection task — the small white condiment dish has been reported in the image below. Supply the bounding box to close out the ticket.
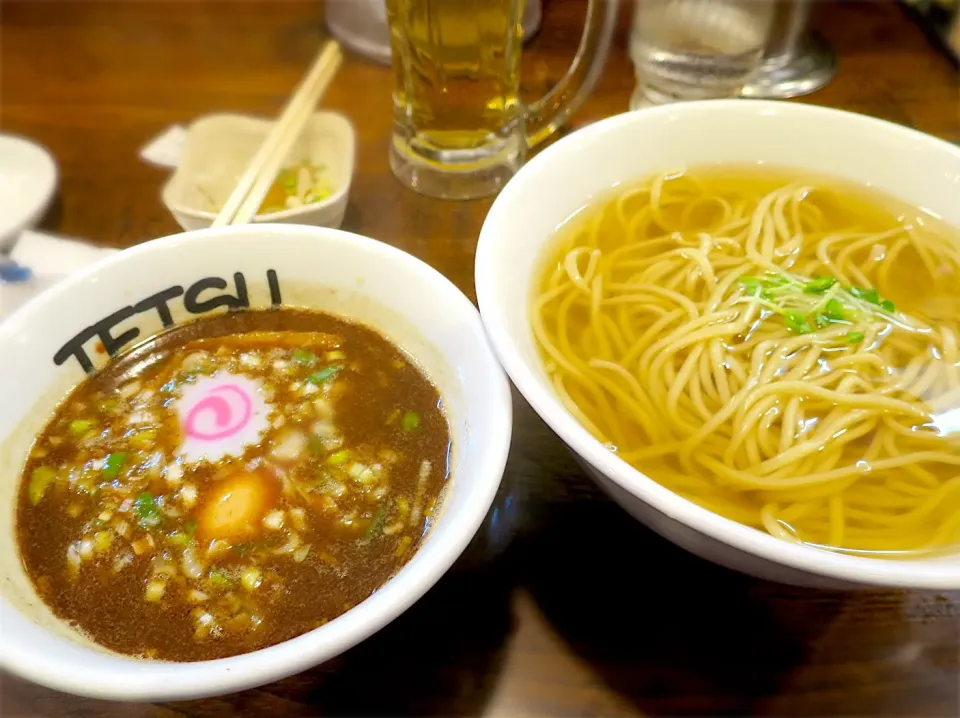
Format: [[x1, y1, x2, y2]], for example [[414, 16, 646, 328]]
[[161, 112, 355, 231], [0, 224, 511, 700], [0, 135, 58, 251], [476, 99, 960, 591]]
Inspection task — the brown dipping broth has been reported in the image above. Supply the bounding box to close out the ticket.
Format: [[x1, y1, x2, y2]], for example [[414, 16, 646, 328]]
[[16, 309, 450, 661]]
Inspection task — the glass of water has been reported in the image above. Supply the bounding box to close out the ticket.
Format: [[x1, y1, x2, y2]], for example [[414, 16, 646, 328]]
[[630, 0, 775, 108]]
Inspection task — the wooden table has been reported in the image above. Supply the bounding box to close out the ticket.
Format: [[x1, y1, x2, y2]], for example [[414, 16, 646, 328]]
[[2, 1, 958, 716]]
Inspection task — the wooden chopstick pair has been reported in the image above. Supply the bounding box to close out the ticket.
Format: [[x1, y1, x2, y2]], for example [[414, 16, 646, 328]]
[[212, 40, 343, 228]]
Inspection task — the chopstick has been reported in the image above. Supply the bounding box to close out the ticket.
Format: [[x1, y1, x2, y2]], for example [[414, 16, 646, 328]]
[[212, 40, 343, 228]]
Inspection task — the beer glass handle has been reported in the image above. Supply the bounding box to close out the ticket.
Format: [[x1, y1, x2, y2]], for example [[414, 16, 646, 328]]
[[524, 0, 619, 148]]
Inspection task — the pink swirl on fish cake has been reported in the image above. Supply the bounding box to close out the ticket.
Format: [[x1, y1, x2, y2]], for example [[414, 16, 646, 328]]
[[183, 383, 253, 441], [175, 373, 269, 463]]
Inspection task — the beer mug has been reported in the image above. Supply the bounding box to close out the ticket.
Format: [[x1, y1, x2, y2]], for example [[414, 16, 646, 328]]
[[386, 0, 618, 199]]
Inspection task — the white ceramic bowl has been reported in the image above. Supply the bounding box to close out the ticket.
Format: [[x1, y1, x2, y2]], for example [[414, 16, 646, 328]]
[[0, 225, 511, 700], [476, 100, 960, 591], [161, 112, 355, 231], [0, 134, 58, 250]]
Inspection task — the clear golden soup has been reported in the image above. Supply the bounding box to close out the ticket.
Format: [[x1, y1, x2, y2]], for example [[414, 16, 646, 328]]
[[533, 166, 960, 557]]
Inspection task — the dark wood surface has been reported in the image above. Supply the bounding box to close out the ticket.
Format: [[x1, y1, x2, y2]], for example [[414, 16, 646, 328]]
[[2, 1, 958, 716]]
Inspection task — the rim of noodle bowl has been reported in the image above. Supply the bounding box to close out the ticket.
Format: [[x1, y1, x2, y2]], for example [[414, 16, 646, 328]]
[[475, 99, 960, 591]]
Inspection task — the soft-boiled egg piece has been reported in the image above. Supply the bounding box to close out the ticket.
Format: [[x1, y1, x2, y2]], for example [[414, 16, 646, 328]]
[[197, 470, 278, 543]]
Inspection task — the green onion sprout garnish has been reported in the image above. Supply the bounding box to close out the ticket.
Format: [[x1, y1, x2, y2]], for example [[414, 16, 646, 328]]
[[28, 466, 57, 505], [737, 272, 896, 339], [307, 365, 342, 385], [401, 411, 421, 431], [129, 428, 157, 450], [168, 531, 192, 548], [134, 492, 164, 528], [327, 449, 351, 466], [69, 419, 95, 436], [208, 570, 232, 587], [101, 452, 128, 479], [802, 276, 837, 294], [291, 348, 316, 365]]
